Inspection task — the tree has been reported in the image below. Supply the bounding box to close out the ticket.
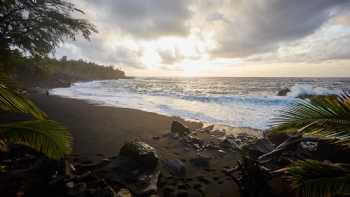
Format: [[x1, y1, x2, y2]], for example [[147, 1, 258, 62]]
[[272, 93, 350, 197], [0, 0, 97, 57], [0, 0, 97, 159]]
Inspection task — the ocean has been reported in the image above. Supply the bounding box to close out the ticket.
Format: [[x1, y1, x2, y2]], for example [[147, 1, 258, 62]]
[[50, 77, 350, 130]]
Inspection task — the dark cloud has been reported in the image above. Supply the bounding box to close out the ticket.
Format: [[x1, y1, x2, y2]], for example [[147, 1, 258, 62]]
[[84, 0, 192, 39], [56, 0, 350, 71], [211, 0, 350, 58]]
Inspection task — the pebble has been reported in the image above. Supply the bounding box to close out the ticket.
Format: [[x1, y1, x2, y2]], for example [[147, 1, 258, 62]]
[[66, 181, 75, 188], [116, 188, 132, 197]]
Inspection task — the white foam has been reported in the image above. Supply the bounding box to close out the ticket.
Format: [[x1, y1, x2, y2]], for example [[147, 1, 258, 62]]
[[287, 84, 341, 98], [49, 79, 349, 130], [50, 80, 298, 130]]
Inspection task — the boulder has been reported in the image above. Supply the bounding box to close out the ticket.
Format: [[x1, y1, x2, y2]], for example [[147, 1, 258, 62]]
[[99, 141, 160, 195], [242, 139, 275, 159], [190, 153, 211, 168], [181, 135, 203, 150], [220, 136, 239, 150], [162, 159, 186, 177], [119, 141, 159, 170], [277, 88, 290, 96], [171, 121, 190, 136]]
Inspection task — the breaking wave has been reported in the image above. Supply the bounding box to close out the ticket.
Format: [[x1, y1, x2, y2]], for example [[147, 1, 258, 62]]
[[50, 78, 350, 130]]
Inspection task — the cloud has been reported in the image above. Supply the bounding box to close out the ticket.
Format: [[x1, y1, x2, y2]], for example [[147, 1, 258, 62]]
[[83, 0, 193, 39], [158, 48, 184, 65], [245, 22, 350, 63], [55, 38, 143, 69], [209, 0, 350, 58], [55, 0, 350, 75]]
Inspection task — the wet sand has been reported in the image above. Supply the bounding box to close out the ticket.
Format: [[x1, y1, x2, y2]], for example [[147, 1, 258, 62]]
[[29, 93, 202, 156]]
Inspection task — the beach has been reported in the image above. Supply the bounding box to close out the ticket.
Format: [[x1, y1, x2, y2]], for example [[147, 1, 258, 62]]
[[29, 93, 247, 196]]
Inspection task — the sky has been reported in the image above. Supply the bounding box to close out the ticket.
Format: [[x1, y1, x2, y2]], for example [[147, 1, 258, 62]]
[[55, 0, 350, 77]]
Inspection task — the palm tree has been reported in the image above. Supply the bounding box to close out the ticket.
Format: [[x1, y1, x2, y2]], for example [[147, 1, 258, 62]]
[[272, 92, 350, 197], [0, 73, 72, 159]]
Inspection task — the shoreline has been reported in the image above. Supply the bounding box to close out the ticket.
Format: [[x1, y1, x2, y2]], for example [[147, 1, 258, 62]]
[[7, 80, 340, 197], [49, 90, 264, 135], [29, 93, 262, 156], [25, 92, 265, 196], [29, 93, 204, 156]]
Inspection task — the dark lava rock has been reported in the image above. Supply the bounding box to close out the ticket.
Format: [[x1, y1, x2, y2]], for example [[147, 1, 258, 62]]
[[264, 130, 291, 146], [163, 159, 187, 177], [190, 153, 211, 168], [181, 135, 203, 150], [171, 121, 191, 136], [220, 136, 239, 150], [242, 138, 275, 159], [119, 141, 159, 170], [0, 146, 65, 197], [259, 136, 350, 168], [99, 141, 160, 195], [116, 188, 132, 197], [152, 136, 160, 140], [277, 88, 290, 96]]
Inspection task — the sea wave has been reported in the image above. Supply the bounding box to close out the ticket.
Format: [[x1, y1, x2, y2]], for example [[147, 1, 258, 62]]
[[50, 78, 350, 130], [286, 84, 342, 98]]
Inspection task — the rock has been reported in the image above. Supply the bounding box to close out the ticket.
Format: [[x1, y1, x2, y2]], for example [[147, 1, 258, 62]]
[[258, 136, 350, 168], [243, 139, 275, 159], [181, 135, 203, 150], [99, 141, 160, 195], [152, 136, 160, 140], [236, 133, 258, 145], [116, 188, 133, 197], [277, 88, 290, 96], [210, 130, 225, 137], [300, 141, 318, 152], [162, 159, 186, 177], [264, 130, 291, 146], [31, 87, 49, 95], [171, 121, 190, 136], [97, 186, 117, 197], [119, 141, 159, 170], [220, 136, 239, 150], [197, 125, 214, 132], [190, 153, 211, 168], [66, 181, 75, 189]]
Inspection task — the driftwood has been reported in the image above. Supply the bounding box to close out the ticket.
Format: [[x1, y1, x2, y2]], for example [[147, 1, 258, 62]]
[[225, 157, 275, 197], [258, 135, 322, 164]]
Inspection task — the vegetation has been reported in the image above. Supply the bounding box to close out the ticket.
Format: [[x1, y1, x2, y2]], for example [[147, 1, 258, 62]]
[[0, 73, 72, 159], [287, 160, 350, 197], [272, 93, 350, 197], [0, 0, 97, 56], [0, 0, 99, 159], [1, 54, 125, 87]]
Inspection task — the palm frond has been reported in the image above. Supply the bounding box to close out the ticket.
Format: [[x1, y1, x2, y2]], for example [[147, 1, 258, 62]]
[[0, 120, 72, 159], [272, 92, 350, 144], [0, 73, 47, 119], [0, 72, 17, 90], [286, 160, 350, 197]]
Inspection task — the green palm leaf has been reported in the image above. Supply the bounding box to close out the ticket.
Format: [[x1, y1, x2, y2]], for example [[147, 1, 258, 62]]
[[0, 120, 72, 159], [272, 92, 350, 144], [0, 72, 47, 120], [286, 160, 350, 197]]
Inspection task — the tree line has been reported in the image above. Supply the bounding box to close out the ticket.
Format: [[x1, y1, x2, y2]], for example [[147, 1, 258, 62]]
[[0, 50, 125, 87]]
